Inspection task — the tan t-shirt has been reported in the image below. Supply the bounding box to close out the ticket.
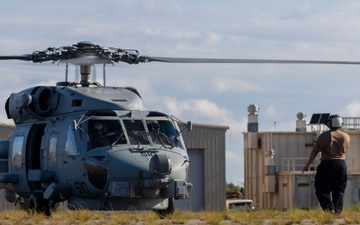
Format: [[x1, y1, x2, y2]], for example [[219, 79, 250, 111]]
[[313, 129, 350, 160]]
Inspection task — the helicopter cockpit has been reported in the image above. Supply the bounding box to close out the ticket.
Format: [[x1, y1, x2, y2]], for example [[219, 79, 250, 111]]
[[66, 114, 187, 153]]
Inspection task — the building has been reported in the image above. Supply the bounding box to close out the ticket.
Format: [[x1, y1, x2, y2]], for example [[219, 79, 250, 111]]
[[0, 122, 228, 211], [176, 122, 229, 211], [0, 123, 16, 210], [244, 104, 360, 210]]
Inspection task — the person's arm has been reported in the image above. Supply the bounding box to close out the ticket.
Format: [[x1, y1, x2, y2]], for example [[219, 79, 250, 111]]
[[302, 150, 318, 173]]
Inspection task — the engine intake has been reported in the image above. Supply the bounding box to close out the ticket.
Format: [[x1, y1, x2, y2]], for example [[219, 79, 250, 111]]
[[31, 86, 53, 116], [6, 86, 57, 122]]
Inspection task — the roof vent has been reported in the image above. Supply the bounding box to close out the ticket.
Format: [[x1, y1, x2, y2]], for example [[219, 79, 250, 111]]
[[296, 112, 307, 132]]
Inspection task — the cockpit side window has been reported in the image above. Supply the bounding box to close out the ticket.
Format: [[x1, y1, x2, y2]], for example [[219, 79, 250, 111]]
[[123, 120, 149, 145], [12, 136, 24, 167], [88, 120, 126, 150], [65, 126, 80, 156]]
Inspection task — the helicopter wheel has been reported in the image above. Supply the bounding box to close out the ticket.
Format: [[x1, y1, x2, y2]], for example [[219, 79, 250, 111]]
[[154, 198, 174, 218], [28, 194, 51, 216]]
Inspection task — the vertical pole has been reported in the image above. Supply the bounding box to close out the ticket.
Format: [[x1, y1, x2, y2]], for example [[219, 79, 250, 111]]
[[103, 64, 106, 87], [65, 64, 68, 82]]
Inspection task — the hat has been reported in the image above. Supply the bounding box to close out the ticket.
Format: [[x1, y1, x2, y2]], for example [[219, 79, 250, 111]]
[[326, 114, 343, 129]]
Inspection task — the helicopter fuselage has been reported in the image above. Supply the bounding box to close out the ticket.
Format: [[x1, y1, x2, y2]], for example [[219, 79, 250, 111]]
[[0, 83, 192, 212]]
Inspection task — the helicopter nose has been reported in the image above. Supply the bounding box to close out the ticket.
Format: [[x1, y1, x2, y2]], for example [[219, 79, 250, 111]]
[[106, 152, 192, 199], [141, 154, 172, 198], [149, 154, 172, 177]]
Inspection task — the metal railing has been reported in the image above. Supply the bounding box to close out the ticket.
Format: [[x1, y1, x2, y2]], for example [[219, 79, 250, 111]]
[[342, 117, 360, 130], [310, 117, 360, 132], [278, 158, 319, 172], [278, 157, 360, 173]]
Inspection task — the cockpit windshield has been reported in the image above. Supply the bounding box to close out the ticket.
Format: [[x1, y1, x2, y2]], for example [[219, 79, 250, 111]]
[[86, 116, 186, 151], [88, 120, 126, 150], [146, 119, 185, 150], [123, 120, 150, 145]]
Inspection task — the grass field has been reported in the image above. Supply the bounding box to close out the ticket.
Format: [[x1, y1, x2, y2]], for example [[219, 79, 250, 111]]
[[0, 208, 359, 224]]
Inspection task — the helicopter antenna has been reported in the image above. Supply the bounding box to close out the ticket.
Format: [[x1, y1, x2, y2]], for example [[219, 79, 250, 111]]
[[75, 65, 80, 83], [65, 64, 69, 83], [92, 64, 96, 83], [103, 64, 106, 87]]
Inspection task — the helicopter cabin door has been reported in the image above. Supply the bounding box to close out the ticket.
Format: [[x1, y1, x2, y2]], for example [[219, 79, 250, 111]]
[[26, 123, 48, 191]]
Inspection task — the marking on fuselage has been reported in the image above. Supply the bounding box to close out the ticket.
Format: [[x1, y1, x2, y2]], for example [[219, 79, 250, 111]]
[[74, 182, 90, 194]]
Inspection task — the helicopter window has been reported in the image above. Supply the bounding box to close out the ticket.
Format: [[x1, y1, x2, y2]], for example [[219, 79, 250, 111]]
[[123, 120, 149, 145], [146, 120, 184, 149], [49, 137, 57, 165], [88, 120, 126, 150], [72, 99, 82, 107], [12, 136, 24, 167], [65, 126, 80, 156]]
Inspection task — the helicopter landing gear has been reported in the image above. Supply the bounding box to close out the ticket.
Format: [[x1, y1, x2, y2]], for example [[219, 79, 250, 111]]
[[154, 198, 174, 218], [28, 194, 51, 216]]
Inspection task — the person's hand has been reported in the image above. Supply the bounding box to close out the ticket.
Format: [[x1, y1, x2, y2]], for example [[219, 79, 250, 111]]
[[302, 165, 309, 174]]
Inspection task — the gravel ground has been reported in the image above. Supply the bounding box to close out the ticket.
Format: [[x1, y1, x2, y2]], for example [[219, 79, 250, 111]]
[[0, 218, 348, 225]]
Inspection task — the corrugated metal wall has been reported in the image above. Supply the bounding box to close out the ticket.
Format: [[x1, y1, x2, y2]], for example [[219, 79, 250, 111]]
[[0, 124, 13, 140], [181, 123, 229, 211], [0, 123, 15, 210]]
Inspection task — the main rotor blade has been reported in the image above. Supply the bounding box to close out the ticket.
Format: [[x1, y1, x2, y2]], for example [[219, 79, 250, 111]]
[[0, 55, 32, 61], [142, 56, 360, 65]]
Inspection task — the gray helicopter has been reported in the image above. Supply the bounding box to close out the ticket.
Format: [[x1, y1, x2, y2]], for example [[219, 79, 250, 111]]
[[0, 41, 196, 216], [0, 41, 359, 216]]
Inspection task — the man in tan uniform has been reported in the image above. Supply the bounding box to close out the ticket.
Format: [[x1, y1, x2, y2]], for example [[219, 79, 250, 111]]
[[302, 114, 350, 214]]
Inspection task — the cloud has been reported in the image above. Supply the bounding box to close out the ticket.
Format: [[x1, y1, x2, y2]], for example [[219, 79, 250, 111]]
[[145, 28, 201, 40], [344, 101, 360, 117], [211, 76, 264, 93], [264, 104, 277, 118], [163, 97, 233, 123], [205, 33, 222, 46]]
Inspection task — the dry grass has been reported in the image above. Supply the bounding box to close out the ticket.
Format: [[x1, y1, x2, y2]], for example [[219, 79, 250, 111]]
[[0, 208, 358, 224]]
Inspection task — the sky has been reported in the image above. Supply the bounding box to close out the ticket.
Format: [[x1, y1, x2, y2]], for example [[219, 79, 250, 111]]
[[1, 0, 360, 186]]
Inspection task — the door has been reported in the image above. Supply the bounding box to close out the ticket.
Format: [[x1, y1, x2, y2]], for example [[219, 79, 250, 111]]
[[174, 148, 204, 211], [26, 123, 47, 191]]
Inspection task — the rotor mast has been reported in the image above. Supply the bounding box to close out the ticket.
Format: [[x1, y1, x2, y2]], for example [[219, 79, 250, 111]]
[[80, 65, 91, 86], [75, 64, 105, 87]]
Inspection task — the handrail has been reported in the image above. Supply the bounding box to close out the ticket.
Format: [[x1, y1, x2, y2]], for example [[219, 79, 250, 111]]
[[277, 157, 360, 173], [278, 158, 319, 172], [342, 117, 360, 130], [310, 117, 360, 132]]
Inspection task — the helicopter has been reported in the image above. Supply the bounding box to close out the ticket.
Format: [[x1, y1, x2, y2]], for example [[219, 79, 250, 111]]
[[0, 41, 359, 215]]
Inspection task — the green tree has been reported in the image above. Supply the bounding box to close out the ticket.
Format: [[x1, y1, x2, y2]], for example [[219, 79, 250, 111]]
[[226, 182, 244, 199]]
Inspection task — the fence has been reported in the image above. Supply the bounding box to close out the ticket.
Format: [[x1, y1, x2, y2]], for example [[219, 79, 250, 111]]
[[278, 157, 360, 173]]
